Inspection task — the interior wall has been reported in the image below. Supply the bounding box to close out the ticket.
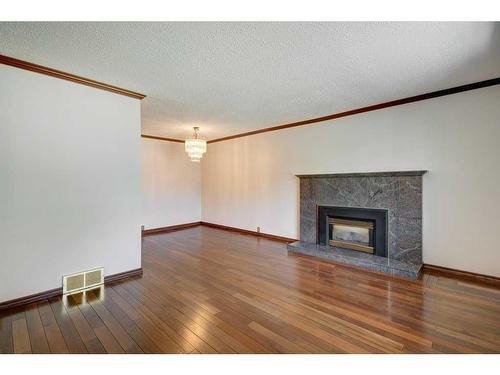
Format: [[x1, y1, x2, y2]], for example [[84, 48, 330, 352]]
[[0, 65, 142, 302], [141, 138, 201, 229], [202, 85, 500, 277]]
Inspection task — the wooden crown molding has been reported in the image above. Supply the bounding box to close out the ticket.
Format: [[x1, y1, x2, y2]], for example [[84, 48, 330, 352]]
[[206, 77, 500, 143], [0, 54, 146, 100], [141, 134, 184, 143], [139, 76, 500, 144]]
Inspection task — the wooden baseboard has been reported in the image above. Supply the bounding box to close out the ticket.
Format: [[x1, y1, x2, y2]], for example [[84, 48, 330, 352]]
[[423, 264, 500, 286], [104, 268, 143, 285], [141, 220, 296, 243], [0, 267, 143, 311], [0, 288, 63, 312], [200, 221, 297, 243], [142, 221, 202, 236]]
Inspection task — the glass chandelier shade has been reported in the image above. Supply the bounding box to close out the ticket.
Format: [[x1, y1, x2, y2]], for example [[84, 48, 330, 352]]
[[185, 127, 207, 162]]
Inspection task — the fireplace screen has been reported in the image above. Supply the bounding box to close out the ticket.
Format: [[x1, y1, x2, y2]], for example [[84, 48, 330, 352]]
[[329, 218, 374, 254]]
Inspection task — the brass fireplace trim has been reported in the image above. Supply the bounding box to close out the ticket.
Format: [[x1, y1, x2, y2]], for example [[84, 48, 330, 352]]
[[329, 217, 375, 253], [328, 218, 374, 229], [329, 240, 374, 253]]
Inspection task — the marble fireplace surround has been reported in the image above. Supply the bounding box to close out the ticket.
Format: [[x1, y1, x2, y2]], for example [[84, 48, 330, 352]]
[[288, 171, 426, 279]]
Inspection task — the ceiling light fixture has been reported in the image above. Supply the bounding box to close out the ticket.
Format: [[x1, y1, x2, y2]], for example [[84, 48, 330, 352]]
[[185, 126, 207, 162]]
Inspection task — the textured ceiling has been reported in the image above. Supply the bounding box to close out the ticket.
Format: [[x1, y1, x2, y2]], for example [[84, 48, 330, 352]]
[[1, 22, 499, 140]]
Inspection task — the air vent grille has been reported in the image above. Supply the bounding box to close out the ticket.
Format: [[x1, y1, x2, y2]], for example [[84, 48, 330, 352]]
[[66, 274, 85, 292], [85, 270, 102, 287], [63, 267, 104, 294]]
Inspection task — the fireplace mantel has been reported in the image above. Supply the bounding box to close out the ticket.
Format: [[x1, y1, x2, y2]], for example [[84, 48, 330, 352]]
[[296, 170, 427, 178]]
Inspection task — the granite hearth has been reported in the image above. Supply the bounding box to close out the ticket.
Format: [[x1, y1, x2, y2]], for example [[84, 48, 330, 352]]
[[287, 171, 426, 279]]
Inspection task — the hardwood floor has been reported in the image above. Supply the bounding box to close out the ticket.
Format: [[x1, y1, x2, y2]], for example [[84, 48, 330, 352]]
[[1, 226, 499, 353]]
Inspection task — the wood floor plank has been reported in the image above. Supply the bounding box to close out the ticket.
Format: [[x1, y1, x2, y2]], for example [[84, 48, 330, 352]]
[[235, 281, 406, 352], [145, 227, 500, 353], [37, 301, 69, 354], [86, 290, 143, 353], [114, 282, 220, 353], [75, 293, 125, 354], [12, 313, 31, 354], [97, 287, 163, 354], [0, 311, 15, 354], [248, 321, 308, 353], [63, 294, 105, 354], [124, 278, 248, 353], [106, 285, 185, 353], [48, 297, 88, 353], [25, 304, 50, 353], [1, 226, 499, 353]]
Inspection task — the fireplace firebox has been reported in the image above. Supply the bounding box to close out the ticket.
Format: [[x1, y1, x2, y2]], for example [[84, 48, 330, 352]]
[[318, 206, 388, 258]]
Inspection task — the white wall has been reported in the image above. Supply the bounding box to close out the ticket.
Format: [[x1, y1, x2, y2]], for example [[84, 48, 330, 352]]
[[202, 85, 500, 277], [141, 138, 201, 229], [0, 65, 142, 302]]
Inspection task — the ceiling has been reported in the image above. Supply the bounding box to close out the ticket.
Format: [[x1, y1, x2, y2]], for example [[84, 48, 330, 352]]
[[1, 22, 499, 141]]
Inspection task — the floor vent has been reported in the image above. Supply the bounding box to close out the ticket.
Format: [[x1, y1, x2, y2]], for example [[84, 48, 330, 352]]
[[63, 267, 104, 294]]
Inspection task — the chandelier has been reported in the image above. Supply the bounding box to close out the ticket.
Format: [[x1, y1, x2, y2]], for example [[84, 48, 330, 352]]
[[185, 127, 207, 162]]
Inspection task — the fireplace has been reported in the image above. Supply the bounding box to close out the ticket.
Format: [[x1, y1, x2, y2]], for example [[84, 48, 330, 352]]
[[318, 206, 388, 258], [289, 171, 425, 279]]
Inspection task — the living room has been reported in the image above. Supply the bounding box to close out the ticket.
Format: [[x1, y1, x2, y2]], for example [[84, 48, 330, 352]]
[[1, 1, 499, 373]]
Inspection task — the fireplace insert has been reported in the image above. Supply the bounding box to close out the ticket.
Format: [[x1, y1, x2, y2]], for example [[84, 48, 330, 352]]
[[318, 206, 388, 257]]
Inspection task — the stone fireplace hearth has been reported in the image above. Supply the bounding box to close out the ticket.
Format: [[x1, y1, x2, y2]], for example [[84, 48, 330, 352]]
[[287, 171, 426, 279]]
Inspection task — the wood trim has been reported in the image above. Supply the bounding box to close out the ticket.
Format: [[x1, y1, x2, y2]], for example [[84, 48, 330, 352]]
[[0, 288, 63, 312], [0, 268, 143, 311], [422, 264, 500, 287], [141, 134, 184, 143], [207, 77, 500, 144], [141, 220, 296, 243], [104, 268, 143, 284], [297, 170, 427, 178], [200, 221, 296, 243], [0, 54, 146, 100], [142, 221, 202, 236]]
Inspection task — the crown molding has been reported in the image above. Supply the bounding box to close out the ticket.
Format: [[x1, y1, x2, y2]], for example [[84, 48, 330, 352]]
[[6, 52, 494, 142], [206, 77, 500, 144], [0, 54, 146, 100], [141, 134, 184, 143]]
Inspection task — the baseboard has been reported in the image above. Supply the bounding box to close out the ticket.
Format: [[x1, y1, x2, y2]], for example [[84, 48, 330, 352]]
[[142, 221, 202, 236], [142, 220, 296, 243], [0, 288, 63, 312], [0, 267, 143, 311], [423, 264, 500, 286], [104, 268, 143, 284], [200, 221, 297, 243]]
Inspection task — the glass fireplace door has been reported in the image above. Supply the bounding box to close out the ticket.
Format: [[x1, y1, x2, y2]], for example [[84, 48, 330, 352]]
[[328, 218, 375, 254]]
